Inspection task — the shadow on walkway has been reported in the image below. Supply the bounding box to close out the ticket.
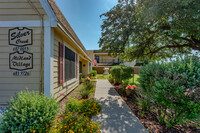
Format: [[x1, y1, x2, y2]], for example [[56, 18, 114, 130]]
[[92, 79, 148, 133]]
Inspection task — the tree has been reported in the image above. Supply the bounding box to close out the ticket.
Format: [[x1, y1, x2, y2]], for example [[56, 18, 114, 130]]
[[99, 0, 200, 60]]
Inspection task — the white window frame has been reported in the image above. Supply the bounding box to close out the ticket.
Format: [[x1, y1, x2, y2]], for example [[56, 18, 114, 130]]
[[62, 42, 77, 86]]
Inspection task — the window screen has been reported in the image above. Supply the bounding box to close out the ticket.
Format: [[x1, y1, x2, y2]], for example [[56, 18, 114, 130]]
[[79, 61, 82, 74], [64, 46, 75, 81]]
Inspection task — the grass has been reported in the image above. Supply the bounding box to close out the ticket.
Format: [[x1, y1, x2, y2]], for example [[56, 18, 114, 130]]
[[96, 74, 110, 79], [128, 74, 139, 84], [96, 74, 140, 84]]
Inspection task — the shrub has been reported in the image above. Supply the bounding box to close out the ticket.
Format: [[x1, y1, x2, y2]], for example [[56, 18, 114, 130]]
[[110, 65, 133, 84], [0, 91, 59, 133], [79, 99, 102, 118], [78, 82, 95, 99], [50, 112, 100, 133], [89, 70, 97, 76], [138, 56, 200, 127], [65, 99, 102, 119], [109, 74, 114, 83], [81, 78, 85, 83]]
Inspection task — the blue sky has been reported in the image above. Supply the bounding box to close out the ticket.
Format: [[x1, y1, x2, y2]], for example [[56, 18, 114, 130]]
[[54, 0, 118, 50]]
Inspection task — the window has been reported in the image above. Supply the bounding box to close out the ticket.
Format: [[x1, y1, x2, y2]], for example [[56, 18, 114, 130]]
[[59, 42, 78, 84], [79, 61, 82, 74], [64, 46, 75, 81], [95, 56, 99, 63]]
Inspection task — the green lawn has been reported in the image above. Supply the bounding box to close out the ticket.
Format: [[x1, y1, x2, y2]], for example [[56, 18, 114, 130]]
[[128, 74, 140, 84], [96, 74, 110, 79], [96, 74, 140, 84]]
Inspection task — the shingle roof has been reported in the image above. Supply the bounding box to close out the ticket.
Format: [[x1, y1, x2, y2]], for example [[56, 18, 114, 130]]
[[48, 0, 89, 57]]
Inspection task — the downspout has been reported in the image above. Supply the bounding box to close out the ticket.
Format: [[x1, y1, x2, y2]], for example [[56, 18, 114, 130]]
[[27, 0, 44, 94]]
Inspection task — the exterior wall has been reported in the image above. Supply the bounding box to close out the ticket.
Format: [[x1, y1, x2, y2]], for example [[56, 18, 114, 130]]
[[0, 27, 42, 104], [87, 50, 94, 62], [53, 29, 80, 102], [0, 0, 47, 104], [0, 0, 47, 21], [79, 57, 89, 76]]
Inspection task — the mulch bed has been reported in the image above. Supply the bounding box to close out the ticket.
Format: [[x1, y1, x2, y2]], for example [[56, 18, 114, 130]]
[[113, 84, 200, 133]]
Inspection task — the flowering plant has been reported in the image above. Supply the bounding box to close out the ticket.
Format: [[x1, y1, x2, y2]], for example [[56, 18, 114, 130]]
[[126, 85, 137, 90], [85, 77, 90, 81]]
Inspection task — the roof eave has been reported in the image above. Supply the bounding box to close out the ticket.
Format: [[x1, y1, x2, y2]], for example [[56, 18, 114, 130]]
[[57, 22, 92, 62]]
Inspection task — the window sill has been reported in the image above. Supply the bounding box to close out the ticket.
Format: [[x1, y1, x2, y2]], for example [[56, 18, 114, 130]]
[[63, 78, 77, 86]]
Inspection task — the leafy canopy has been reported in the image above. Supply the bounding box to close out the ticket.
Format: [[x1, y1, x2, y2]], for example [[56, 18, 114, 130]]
[[99, 0, 200, 60]]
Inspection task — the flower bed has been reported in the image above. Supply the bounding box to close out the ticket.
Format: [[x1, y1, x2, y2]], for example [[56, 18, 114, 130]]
[[114, 86, 200, 133]]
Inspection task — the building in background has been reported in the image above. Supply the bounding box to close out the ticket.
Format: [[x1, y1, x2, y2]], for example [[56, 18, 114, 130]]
[[87, 50, 138, 74]]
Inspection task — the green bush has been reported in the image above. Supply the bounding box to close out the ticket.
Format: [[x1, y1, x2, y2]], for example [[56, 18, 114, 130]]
[[109, 75, 114, 83], [110, 65, 133, 84], [138, 57, 200, 127], [0, 91, 59, 133], [50, 112, 100, 133], [89, 70, 97, 76], [65, 99, 102, 119]]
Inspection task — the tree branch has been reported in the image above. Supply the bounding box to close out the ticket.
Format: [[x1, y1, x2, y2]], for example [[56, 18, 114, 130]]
[[146, 44, 193, 56]]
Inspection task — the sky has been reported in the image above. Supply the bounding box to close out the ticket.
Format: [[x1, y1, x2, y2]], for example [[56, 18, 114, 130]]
[[54, 0, 118, 50]]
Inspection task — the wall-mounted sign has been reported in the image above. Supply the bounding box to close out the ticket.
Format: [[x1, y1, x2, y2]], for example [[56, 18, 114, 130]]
[[9, 51, 33, 71], [9, 27, 33, 46]]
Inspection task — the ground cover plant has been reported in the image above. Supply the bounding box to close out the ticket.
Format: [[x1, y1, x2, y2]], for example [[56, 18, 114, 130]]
[[50, 112, 101, 133], [65, 99, 102, 119], [54, 79, 102, 133], [49, 99, 102, 133], [0, 91, 59, 133]]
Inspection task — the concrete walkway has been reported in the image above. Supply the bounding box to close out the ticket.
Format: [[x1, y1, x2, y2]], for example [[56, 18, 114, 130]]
[[92, 79, 148, 133]]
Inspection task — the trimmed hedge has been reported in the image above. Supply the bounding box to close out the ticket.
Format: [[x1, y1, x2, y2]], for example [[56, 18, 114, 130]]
[[110, 65, 133, 83]]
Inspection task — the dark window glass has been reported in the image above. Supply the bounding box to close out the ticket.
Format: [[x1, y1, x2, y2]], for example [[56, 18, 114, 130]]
[[79, 61, 82, 74], [95, 56, 99, 63], [65, 46, 75, 81]]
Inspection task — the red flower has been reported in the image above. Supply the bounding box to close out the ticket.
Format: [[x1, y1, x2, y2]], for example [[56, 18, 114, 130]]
[[85, 77, 90, 81], [126, 85, 137, 90]]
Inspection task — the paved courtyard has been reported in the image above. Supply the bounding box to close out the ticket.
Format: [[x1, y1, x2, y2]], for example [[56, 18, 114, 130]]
[[92, 79, 148, 133]]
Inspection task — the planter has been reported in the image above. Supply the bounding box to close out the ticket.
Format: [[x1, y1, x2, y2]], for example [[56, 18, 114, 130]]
[[126, 89, 132, 97]]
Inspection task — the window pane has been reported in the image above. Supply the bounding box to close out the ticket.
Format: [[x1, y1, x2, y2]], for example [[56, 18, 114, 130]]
[[79, 61, 82, 74], [64, 46, 75, 81]]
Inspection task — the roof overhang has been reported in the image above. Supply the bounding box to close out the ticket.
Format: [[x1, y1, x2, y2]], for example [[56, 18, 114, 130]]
[[57, 23, 92, 62]]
